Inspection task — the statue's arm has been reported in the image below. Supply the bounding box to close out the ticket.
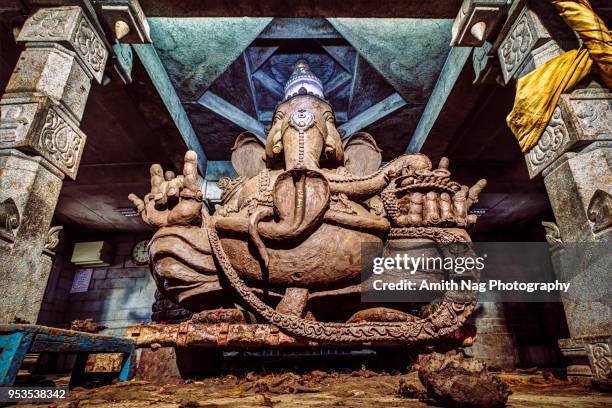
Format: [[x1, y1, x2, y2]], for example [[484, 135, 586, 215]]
[[128, 151, 221, 310]]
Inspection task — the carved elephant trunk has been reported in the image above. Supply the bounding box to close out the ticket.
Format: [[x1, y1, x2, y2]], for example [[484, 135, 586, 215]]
[[328, 154, 433, 199], [256, 169, 330, 242]]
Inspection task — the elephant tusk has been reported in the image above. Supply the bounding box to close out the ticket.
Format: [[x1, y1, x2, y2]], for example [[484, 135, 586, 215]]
[[248, 207, 275, 267]]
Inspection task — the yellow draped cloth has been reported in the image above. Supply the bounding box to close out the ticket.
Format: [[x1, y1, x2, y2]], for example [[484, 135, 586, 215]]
[[507, 0, 612, 153]]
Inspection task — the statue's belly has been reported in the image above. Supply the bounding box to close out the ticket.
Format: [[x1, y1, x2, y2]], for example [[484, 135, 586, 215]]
[[219, 223, 382, 290]]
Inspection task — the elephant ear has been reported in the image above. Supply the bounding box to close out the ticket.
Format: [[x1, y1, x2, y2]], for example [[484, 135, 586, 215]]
[[342, 132, 382, 176], [231, 132, 266, 178]]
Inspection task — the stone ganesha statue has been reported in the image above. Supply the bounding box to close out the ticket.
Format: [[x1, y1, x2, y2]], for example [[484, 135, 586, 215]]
[[129, 61, 487, 344]]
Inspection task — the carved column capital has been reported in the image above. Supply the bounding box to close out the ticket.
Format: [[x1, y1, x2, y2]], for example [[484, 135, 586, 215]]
[[17, 6, 109, 83]]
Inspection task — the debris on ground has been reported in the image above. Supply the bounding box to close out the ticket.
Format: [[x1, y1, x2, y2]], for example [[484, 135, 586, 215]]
[[242, 372, 320, 394], [70, 319, 106, 333], [398, 378, 427, 399], [11, 366, 612, 408], [499, 371, 572, 387], [418, 350, 511, 408]]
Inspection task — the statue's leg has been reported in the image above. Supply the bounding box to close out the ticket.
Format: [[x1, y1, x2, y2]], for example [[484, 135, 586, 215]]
[[149, 226, 228, 312], [276, 287, 309, 317]]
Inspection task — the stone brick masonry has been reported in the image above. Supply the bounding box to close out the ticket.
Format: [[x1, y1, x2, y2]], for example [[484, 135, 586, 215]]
[[39, 233, 156, 336]]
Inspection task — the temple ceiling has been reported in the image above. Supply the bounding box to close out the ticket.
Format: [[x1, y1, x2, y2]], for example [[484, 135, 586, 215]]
[[149, 17, 452, 161], [19, 0, 570, 235]]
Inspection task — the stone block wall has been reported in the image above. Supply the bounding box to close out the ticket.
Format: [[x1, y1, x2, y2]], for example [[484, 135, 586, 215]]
[[63, 234, 156, 336]]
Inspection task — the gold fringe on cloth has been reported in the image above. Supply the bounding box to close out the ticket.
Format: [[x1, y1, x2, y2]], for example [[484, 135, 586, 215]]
[[507, 0, 611, 153]]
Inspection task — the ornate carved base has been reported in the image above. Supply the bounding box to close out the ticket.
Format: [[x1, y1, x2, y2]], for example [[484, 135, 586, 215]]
[[559, 337, 593, 386], [127, 321, 472, 350], [583, 335, 612, 391]]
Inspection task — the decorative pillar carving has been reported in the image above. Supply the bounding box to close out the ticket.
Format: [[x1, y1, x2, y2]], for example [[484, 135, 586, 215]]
[[497, 1, 576, 84], [0, 6, 109, 324]]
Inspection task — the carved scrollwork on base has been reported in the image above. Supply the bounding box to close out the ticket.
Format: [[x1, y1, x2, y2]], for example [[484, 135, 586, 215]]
[[44, 225, 63, 252], [586, 339, 612, 383], [0, 97, 86, 179], [587, 189, 612, 234], [528, 108, 568, 166], [74, 16, 106, 75]]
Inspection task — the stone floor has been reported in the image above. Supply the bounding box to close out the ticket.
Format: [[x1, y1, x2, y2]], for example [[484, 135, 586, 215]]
[[13, 370, 612, 407]]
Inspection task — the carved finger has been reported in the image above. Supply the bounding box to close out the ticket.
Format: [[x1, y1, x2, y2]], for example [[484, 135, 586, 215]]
[[129, 193, 151, 225], [166, 177, 183, 199], [453, 186, 468, 226], [128, 193, 145, 213], [439, 192, 453, 222], [181, 151, 201, 199], [150, 164, 164, 196], [164, 171, 175, 181], [438, 157, 449, 170], [155, 180, 169, 208], [467, 179, 487, 207], [424, 192, 440, 224]]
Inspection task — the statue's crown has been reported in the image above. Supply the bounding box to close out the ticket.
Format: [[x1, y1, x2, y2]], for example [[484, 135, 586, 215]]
[[284, 60, 324, 101]]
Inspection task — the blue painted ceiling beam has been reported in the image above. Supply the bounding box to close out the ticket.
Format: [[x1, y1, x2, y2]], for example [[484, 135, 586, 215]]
[[338, 92, 407, 138], [199, 91, 267, 139], [325, 71, 352, 96], [205, 160, 238, 181], [132, 44, 208, 175], [252, 70, 285, 99], [258, 18, 342, 39], [407, 47, 472, 153]]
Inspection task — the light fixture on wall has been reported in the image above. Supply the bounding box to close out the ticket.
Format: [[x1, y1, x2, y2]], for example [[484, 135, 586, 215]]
[[71, 241, 115, 267]]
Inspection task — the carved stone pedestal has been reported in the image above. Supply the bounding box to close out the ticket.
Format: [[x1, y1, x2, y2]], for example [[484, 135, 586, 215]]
[[558, 337, 593, 386]]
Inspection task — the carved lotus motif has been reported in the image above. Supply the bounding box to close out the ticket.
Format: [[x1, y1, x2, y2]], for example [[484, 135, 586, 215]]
[[76, 18, 105, 73]]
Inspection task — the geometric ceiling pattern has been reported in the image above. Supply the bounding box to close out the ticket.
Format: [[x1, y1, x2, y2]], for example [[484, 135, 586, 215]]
[[149, 17, 453, 162]]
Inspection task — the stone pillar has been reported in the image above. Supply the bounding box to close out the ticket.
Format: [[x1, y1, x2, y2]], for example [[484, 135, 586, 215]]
[[451, 0, 577, 370], [532, 88, 612, 388], [494, 1, 612, 389], [0, 6, 108, 324]]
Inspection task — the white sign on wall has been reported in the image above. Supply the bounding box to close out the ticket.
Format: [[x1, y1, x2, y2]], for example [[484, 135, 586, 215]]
[[70, 268, 93, 293]]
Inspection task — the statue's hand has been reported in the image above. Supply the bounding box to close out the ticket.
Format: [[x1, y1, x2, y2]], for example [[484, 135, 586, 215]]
[[128, 151, 204, 229]]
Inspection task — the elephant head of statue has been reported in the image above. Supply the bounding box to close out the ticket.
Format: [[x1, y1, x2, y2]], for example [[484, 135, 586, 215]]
[[264, 97, 344, 171], [264, 61, 344, 171]]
